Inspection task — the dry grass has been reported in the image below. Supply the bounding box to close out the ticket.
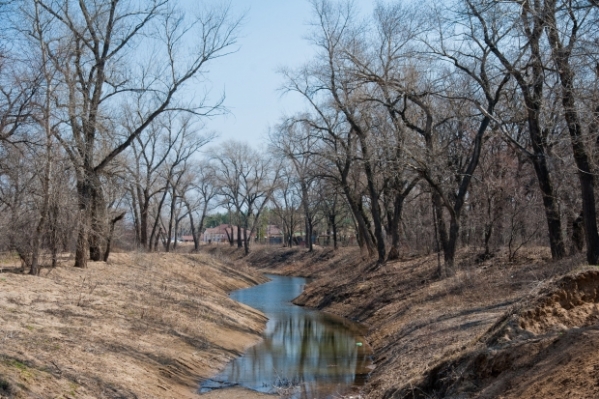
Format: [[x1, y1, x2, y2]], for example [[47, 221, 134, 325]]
[[0, 252, 269, 399]]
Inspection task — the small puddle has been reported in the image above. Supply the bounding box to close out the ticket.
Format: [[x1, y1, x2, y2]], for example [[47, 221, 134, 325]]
[[199, 274, 372, 398]]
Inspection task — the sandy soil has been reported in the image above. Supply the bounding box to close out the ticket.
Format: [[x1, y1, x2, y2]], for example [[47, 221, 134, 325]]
[[0, 252, 273, 399], [241, 245, 599, 399]]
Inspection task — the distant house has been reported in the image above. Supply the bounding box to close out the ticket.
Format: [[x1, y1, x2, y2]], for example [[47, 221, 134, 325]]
[[179, 235, 194, 243], [265, 225, 283, 244], [203, 224, 252, 243]]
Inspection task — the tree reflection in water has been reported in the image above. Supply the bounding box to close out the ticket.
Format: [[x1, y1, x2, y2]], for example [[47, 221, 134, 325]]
[[199, 275, 371, 399]]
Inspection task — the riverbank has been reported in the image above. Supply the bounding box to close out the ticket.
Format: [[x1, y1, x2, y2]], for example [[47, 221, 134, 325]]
[[0, 252, 271, 399], [236, 245, 599, 399], [4, 246, 596, 399]]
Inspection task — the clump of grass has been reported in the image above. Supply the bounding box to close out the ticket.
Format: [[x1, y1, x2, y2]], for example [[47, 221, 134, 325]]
[[0, 377, 13, 396], [9, 359, 27, 371]]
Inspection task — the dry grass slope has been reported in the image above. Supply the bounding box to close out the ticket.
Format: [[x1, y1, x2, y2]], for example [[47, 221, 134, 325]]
[[0, 252, 268, 399]]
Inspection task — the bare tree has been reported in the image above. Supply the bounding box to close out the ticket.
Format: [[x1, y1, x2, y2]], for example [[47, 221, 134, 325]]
[[181, 160, 219, 251], [270, 120, 321, 252], [466, 0, 567, 260], [270, 160, 303, 248], [26, 0, 241, 267], [153, 115, 214, 252], [213, 141, 280, 255], [127, 116, 179, 249], [543, 0, 599, 264]]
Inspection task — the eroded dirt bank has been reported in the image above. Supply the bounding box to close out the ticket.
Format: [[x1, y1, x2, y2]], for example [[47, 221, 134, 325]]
[[239, 245, 599, 399], [0, 252, 271, 399]]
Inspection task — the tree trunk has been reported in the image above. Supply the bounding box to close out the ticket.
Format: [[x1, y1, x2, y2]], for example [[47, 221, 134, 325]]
[[387, 193, 405, 261], [432, 192, 452, 276], [74, 171, 97, 268], [129, 185, 141, 247], [139, 188, 150, 249], [173, 220, 179, 250], [483, 222, 493, 257], [237, 224, 243, 248], [165, 187, 177, 253], [89, 198, 106, 261], [243, 225, 249, 255], [153, 228, 162, 251], [432, 200, 442, 276], [48, 203, 60, 268], [331, 213, 338, 250], [341, 183, 376, 256], [74, 212, 89, 268], [299, 181, 314, 252], [527, 118, 566, 259], [570, 211, 585, 255], [305, 216, 313, 252], [103, 212, 125, 262], [444, 215, 460, 274], [357, 134, 386, 263], [187, 205, 198, 251], [187, 201, 206, 252], [30, 148, 52, 275], [149, 184, 169, 251]]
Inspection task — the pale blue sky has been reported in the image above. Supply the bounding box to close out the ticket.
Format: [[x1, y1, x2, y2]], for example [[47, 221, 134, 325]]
[[199, 0, 376, 149]]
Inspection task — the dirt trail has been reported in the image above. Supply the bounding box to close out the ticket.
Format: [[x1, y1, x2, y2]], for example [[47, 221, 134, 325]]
[[240, 245, 598, 399], [0, 252, 271, 399]]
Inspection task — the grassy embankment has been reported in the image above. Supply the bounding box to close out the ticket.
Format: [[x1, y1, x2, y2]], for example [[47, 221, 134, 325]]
[[0, 252, 273, 399], [236, 244, 599, 399]]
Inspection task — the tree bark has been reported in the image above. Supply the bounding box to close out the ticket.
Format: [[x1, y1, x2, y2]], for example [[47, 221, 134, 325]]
[[75, 170, 100, 268], [243, 226, 249, 255], [139, 188, 150, 249], [387, 194, 405, 261], [89, 181, 106, 261]]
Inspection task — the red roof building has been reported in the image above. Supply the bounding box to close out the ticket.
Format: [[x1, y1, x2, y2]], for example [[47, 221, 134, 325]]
[[203, 224, 252, 243]]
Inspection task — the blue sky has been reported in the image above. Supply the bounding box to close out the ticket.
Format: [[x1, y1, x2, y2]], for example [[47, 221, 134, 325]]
[[198, 0, 376, 149]]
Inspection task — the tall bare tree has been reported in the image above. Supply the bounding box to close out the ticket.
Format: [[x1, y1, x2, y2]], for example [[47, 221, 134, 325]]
[[27, 0, 240, 267], [270, 120, 321, 252], [466, 0, 567, 260], [213, 140, 280, 255]]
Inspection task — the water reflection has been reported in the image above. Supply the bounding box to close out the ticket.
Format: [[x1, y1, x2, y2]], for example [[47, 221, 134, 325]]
[[199, 275, 371, 399]]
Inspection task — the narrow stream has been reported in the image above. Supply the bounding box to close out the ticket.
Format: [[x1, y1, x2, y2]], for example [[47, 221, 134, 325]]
[[199, 274, 372, 398]]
